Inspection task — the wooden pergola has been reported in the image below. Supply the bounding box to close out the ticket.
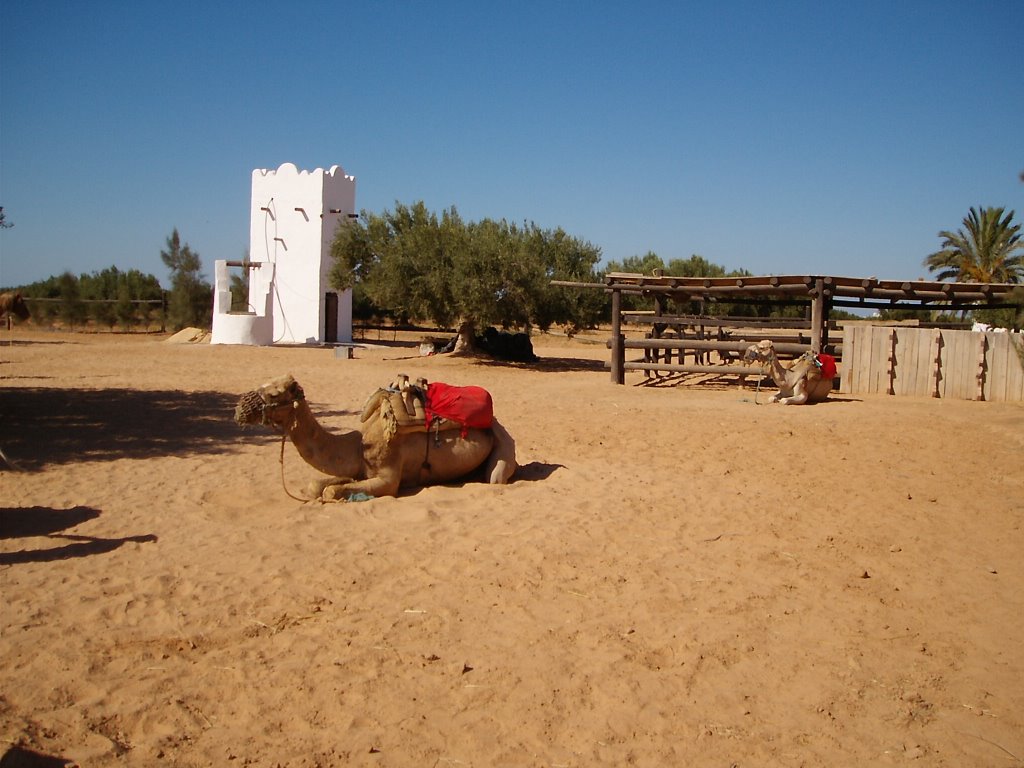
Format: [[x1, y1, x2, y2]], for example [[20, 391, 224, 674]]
[[596, 273, 1021, 384]]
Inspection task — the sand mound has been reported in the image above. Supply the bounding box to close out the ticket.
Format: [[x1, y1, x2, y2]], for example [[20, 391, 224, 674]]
[[164, 327, 209, 344]]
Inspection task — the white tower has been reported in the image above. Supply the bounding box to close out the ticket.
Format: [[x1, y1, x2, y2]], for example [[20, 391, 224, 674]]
[[211, 162, 356, 345]]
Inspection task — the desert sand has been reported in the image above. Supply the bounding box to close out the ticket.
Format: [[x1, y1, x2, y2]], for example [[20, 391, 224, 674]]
[[2, 327, 1023, 767]]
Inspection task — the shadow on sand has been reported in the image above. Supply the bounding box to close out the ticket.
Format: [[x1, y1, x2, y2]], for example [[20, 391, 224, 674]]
[[514, 461, 565, 482], [0, 387, 273, 470], [0, 506, 157, 565], [0, 744, 78, 768]]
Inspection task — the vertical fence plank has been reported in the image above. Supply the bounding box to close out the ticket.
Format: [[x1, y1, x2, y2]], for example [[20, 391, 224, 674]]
[[886, 328, 897, 395], [893, 328, 910, 396], [985, 333, 1004, 402], [872, 326, 890, 394], [845, 326, 863, 393], [913, 329, 933, 397], [1003, 335, 1024, 402], [954, 331, 974, 400], [943, 331, 964, 399], [839, 327, 855, 393], [855, 325, 871, 393], [975, 333, 988, 401], [860, 326, 876, 394]]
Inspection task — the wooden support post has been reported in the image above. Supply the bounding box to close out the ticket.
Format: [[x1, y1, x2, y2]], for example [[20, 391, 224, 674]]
[[821, 293, 833, 350], [650, 293, 664, 377], [610, 289, 624, 385], [931, 329, 943, 398], [810, 278, 824, 352]]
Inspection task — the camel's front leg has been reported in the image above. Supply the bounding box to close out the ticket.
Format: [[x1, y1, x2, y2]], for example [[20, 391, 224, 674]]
[[777, 381, 809, 405], [320, 471, 402, 502], [304, 476, 357, 499], [484, 418, 518, 484]]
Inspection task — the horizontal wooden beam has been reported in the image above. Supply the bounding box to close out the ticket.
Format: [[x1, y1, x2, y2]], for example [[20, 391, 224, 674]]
[[621, 313, 813, 329], [615, 338, 811, 355], [617, 361, 768, 376], [838, 285, 993, 301], [549, 280, 605, 289], [605, 282, 812, 296]]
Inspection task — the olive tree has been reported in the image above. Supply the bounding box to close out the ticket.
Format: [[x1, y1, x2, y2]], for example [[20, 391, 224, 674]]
[[329, 201, 603, 340]]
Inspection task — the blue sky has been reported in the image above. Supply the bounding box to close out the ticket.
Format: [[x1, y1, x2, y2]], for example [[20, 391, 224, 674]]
[[2, 0, 1021, 289]]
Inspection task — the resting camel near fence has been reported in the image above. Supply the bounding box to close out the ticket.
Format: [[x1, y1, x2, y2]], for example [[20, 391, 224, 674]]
[[743, 340, 836, 405]]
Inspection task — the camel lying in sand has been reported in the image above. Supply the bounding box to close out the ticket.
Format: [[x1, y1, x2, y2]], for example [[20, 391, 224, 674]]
[[743, 340, 836, 405], [235, 374, 517, 501]]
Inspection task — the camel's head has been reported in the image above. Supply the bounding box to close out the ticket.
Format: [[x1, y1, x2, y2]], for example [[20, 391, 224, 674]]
[[743, 340, 775, 366], [234, 374, 305, 427]]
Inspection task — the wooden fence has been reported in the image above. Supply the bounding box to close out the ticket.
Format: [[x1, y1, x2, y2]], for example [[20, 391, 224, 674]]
[[841, 326, 1024, 402]]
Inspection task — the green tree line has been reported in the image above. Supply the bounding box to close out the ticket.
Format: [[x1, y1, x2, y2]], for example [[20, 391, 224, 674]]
[[5, 207, 1021, 336], [6, 228, 213, 332], [14, 267, 165, 331]]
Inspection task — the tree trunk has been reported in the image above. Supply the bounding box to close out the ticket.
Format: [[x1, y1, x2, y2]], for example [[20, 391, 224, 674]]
[[450, 321, 477, 355]]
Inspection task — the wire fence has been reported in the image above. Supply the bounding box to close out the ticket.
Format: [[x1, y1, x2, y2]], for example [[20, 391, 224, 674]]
[[13, 296, 168, 333]]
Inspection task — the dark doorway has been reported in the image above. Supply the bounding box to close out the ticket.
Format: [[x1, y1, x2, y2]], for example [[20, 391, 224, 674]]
[[324, 292, 338, 343]]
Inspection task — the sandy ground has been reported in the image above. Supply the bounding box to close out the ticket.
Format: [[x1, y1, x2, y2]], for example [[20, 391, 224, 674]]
[[2, 327, 1023, 768]]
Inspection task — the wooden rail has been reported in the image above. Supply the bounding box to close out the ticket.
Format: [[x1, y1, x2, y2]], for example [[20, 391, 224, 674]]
[[611, 339, 812, 354], [614, 361, 767, 376], [608, 306, 823, 383], [622, 313, 815, 329], [610, 337, 813, 381]]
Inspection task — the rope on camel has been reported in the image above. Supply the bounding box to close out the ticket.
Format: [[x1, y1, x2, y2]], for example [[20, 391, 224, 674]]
[[278, 402, 313, 502], [278, 430, 311, 502], [235, 390, 311, 502]]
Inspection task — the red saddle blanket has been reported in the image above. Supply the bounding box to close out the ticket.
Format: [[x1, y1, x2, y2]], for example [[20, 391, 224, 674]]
[[816, 353, 837, 379], [425, 382, 494, 435]]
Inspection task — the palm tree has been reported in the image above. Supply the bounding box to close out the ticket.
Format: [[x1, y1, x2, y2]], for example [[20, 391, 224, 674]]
[[924, 206, 1024, 283]]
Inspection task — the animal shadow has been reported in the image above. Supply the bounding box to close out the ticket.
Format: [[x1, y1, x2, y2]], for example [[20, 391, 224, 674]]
[[515, 462, 564, 482], [0, 745, 78, 767], [0, 505, 100, 539], [0, 506, 157, 565]]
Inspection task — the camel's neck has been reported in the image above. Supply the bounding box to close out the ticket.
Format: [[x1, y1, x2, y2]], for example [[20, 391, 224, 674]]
[[284, 401, 365, 478], [766, 354, 790, 387]]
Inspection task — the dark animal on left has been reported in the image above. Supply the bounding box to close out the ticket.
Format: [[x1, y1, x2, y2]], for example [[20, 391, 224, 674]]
[[0, 291, 31, 322]]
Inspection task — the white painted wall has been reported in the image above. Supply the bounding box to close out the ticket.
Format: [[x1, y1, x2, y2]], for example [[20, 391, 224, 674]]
[[248, 162, 356, 344], [210, 259, 275, 345]]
